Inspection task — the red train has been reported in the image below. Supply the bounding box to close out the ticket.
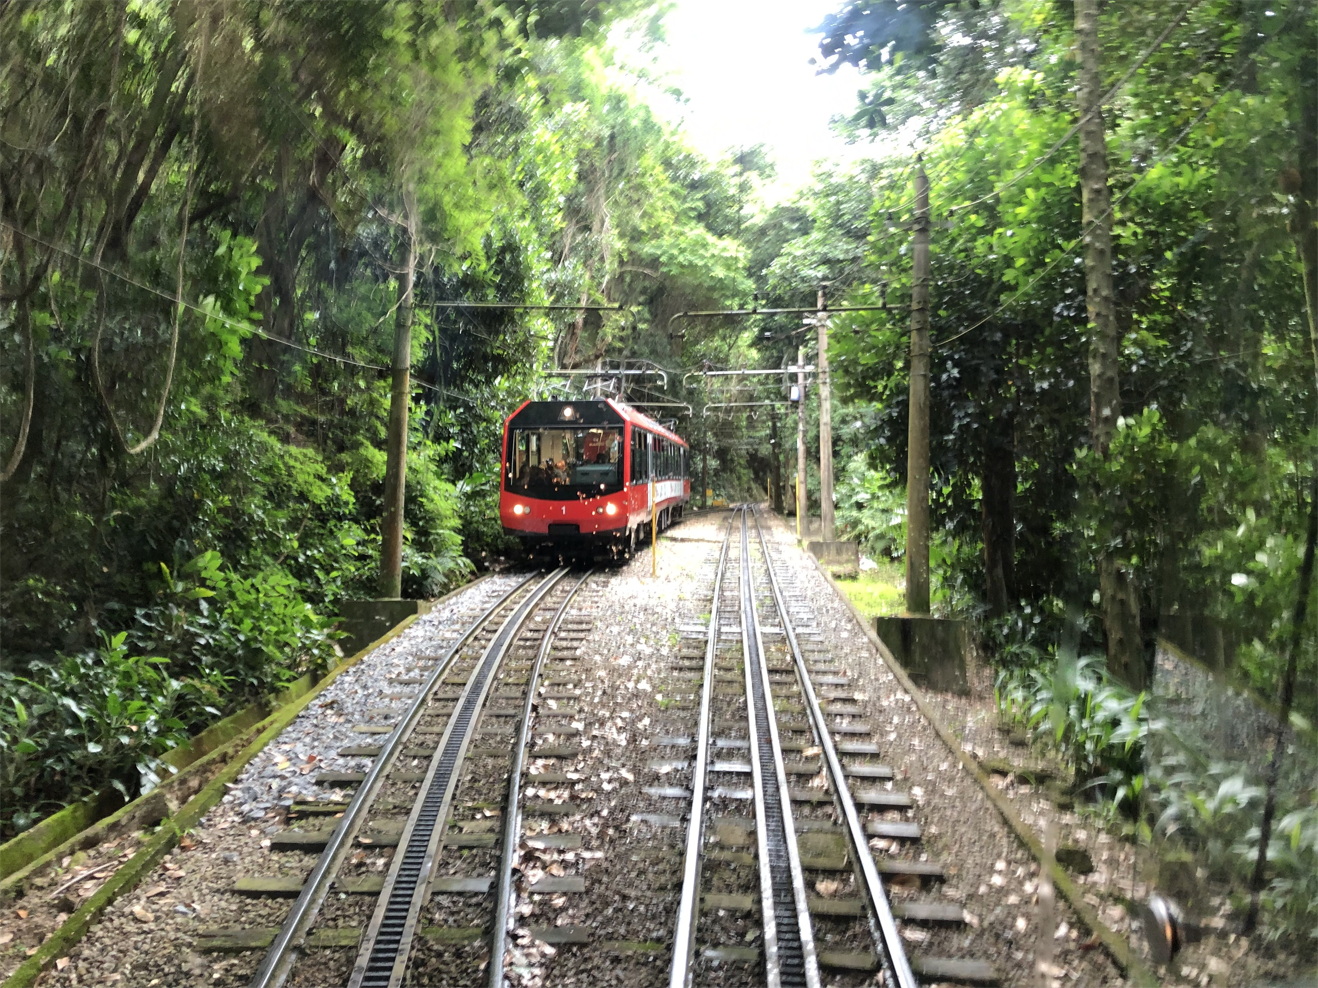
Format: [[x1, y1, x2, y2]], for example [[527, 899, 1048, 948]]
[[499, 399, 691, 559]]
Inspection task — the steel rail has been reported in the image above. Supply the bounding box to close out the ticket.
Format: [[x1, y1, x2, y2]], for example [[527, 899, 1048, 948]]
[[248, 573, 542, 988], [750, 510, 919, 988], [667, 512, 738, 988], [349, 568, 572, 988], [490, 568, 594, 987], [739, 511, 821, 988]]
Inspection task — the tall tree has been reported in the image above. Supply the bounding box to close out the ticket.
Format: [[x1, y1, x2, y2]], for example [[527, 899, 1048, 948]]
[[1074, 0, 1144, 687]]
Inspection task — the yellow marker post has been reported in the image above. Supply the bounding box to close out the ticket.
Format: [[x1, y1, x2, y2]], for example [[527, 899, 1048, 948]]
[[651, 478, 658, 576]]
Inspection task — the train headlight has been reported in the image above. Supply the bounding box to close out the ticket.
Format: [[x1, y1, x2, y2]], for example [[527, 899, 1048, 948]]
[[512, 503, 527, 515], [605, 502, 619, 516]]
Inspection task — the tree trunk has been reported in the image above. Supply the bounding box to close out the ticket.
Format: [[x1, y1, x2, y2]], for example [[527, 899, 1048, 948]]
[[378, 190, 417, 599], [1295, 49, 1318, 386], [981, 406, 1016, 616], [1075, 0, 1145, 689]]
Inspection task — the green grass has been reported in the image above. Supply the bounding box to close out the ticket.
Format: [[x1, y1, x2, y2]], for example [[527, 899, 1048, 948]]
[[833, 561, 905, 619]]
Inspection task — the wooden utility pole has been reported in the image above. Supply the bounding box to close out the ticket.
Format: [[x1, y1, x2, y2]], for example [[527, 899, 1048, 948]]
[[796, 345, 808, 540], [378, 192, 417, 599], [1076, 0, 1144, 688], [817, 286, 836, 541], [905, 162, 932, 614]]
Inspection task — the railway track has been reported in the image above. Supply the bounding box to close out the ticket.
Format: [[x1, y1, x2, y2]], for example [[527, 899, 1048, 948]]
[[12, 508, 1101, 988], [668, 506, 997, 987], [223, 567, 596, 987]]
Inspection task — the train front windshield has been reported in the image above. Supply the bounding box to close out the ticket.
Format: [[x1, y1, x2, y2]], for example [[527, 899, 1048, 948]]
[[506, 426, 624, 497]]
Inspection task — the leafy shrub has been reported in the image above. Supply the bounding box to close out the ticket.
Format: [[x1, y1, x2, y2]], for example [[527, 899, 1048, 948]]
[[834, 455, 906, 561], [399, 446, 475, 597], [132, 551, 340, 701], [1152, 758, 1318, 942], [996, 651, 1152, 818], [929, 532, 987, 618], [0, 575, 80, 658], [0, 632, 222, 837], [454, 470, 518, 566]]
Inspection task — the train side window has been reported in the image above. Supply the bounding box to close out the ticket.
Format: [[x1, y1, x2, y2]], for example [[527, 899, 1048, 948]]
[[630, 429, 644, 484]]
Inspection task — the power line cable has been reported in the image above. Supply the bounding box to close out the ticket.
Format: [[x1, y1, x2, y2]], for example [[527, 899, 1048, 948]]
[[0, 221, 479, 403]]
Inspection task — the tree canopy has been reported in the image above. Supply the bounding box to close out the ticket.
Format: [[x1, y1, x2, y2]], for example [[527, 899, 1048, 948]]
[[1, 5, 1315, 940]]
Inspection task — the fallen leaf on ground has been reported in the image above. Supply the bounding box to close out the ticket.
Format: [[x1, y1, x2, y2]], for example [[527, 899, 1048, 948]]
[[131, 905, 154, 923], [814, 879, 842, 897]]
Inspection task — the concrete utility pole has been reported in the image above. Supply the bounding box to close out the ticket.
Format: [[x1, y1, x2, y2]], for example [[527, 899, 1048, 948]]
[[905, 162, 932, 614], [700, 409, 709, 509], [769, 404, 783, 512], [796, 345, 808, 540], [816, 286, 835, 541]]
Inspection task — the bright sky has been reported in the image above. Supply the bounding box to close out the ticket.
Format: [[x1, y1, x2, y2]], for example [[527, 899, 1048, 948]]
[[617, 0, 877, 199]]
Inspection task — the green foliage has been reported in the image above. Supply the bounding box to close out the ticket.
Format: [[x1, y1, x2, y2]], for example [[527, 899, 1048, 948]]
[[997, 647, 1318, 937], [453, 469, 518, 564], [1173, 427, 1318, 719], [400, 450, 476, 597], [0, 632, 222, 837], [996, 651, 1152, 819], [833, 454, 905, 561], [1151, 758, 1318, 941], [133, 551, 340, 702], [833, 566, 905, 619]]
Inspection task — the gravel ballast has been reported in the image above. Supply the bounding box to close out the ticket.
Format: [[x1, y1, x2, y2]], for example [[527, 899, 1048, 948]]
[[20, 512, 1143, 987]]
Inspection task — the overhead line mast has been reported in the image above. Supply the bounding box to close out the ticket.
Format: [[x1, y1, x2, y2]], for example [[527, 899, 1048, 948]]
[[675, 296, 902, 535]]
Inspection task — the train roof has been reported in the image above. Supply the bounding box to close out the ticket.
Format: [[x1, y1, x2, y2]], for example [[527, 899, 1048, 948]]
[[504, 399, 687, 446]]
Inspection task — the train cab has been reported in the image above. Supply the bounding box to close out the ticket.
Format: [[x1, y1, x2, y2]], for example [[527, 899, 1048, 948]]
[[499, 399, 690, 558]]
